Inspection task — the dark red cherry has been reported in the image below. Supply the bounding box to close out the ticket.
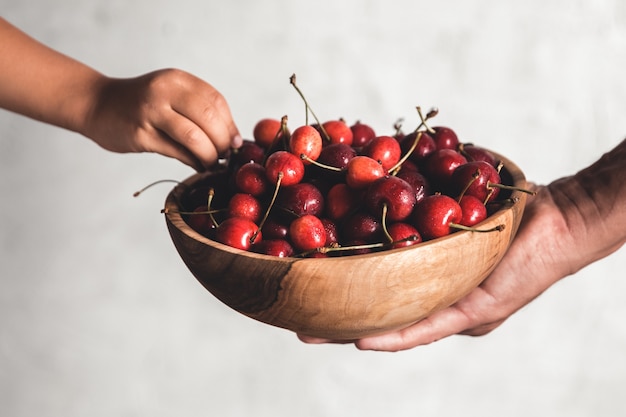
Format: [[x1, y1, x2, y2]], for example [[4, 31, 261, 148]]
[[227, 193, 263, 223], [251, 239, 294, 257], [264, 150, 305, 186], [364, 176, 416, 222], [215, 217, 261, 250], [350, 121, 376, 148], [276, 182, 325, 217], [450, 160, 501, 203], [458, 195, 488, 227], [253, 118, 283, 149], [387, 222, 422, 248], [234, 161, 269, 197], [411, 194, 462, 240], [431, 126, 459, 150]]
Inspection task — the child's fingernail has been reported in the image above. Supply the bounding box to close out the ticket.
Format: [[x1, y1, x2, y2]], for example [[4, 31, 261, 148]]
[[231, 134, 243, 148]]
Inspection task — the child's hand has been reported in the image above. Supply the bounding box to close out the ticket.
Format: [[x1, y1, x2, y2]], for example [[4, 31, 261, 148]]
[[84, 69, 242, 171]]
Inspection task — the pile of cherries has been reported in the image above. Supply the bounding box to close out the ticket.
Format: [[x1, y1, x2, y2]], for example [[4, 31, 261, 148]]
[[179, 76, 525, 258]]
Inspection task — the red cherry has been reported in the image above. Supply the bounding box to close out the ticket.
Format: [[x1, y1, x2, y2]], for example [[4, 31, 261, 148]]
[[422, 149, 467, 191], [230, 140, 265, 167], [215, 217, 261, 250], [324, 183, 362, 221], [431, 126, 459, 150], [450, 160, 501, 203], [458, 195, 487, 227], [260, 215, 291, 240], [350, 121, 376, 148], [396, 169, 431, 204], [459, 143, 498, 167], [289, 125, 323, 164], [253, 118, 283, 149], [400, 131, 437, 163], [364, 176, 416, 222], [341, 211, 383, 244], [251, 239, 294, 257], [345, 156, 387, 189], [387, 222, 422, 248], [235, 161, 269, 197], [289, 214, 327, 251], [321, 218, 340, 246], [362, 135, 402, 171], [411, 194, 462, 240], [276, 182, 325, 217], [321, 120, 353, 145], [264, 150, 305, 186], [185, 206, 217, 237], [227, 193, 263, 223]]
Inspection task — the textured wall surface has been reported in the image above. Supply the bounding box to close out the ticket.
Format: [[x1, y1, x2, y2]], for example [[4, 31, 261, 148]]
[[1, 1, 625, 416]]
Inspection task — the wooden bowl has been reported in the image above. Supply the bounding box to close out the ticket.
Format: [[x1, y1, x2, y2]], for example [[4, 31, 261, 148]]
[[164, 152, 528, 340]]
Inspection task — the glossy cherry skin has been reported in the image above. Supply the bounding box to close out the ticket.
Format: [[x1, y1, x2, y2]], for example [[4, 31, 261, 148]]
[[264, 150, 305, 186], [458, 195, 488, 227], [411, 194, 462, 240], [431, 126, 459, 150], [345, 156, 387, 189], [235, 161, 269, 197], [387, 222, 422, 249], [450, 160, 501, 203], [362, 135, 402, 171], [289, 214, 327, 251], [364, 176, 416, 222], [260, 215, 291, 240], [251, 239, 294, 257], [400, 131, 437, 163], [253, 118, 283, 149], [350, 121, 376, 148], [215, 217, 261, 250], [324, 183, 362, 221], [290, 125, 323, 164], [276, 182, 325, 217], [321, 218, 340, 246], [321, 120, 353, 145], [396, 169, 431, 204], [459, 143, 498, 167], [230, 140, 265, 168], [421, 149, 467, 191], [341, 211, 383, 244], [316, 143, 357, 171], [227, 193, 263, 223], [185, 206, 217, 238]]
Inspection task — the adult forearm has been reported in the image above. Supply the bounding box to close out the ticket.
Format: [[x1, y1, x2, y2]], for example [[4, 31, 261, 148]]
[[548, 139, 626, 276], [0, 17, 104, 134]]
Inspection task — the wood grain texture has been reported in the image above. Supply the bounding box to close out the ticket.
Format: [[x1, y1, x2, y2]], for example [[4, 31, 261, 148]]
[[165, 152, 527, 339]]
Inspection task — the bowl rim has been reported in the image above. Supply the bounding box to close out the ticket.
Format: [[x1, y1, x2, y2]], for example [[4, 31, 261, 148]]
[[164, 150, 528, 262]]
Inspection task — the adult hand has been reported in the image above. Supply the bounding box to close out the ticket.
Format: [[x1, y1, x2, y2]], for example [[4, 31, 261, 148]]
[[300, 139, 626, 351]]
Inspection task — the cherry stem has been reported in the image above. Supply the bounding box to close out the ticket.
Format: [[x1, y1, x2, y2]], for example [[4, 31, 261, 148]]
[[389, 131, 422, 175], [251, 171, 283, 244], [450, 223, 506, 233], [381, 203, 393, 243], [206, 188, 219, 227], [300, 154, 343, 171], [415, 106, 436, 134], [488, 182, 537, 195], [133, 179, 182, 197], [289, 74, 331, 141], [457, 169, 480, 202], [393, 118, 404, 137]]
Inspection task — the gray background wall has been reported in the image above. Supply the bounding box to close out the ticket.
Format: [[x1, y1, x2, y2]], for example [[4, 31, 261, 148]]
[[1, 1, 625, 416]]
